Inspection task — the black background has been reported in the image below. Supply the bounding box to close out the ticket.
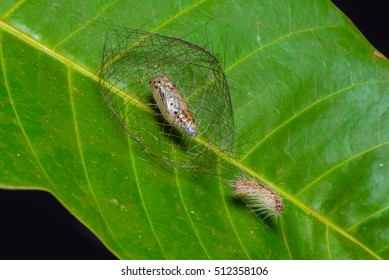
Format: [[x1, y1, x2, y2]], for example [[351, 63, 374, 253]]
[[331, 0, 388, 56], [0, 1, 388, 259]]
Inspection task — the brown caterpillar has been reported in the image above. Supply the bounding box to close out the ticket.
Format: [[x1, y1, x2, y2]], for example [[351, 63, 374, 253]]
[[232, 178, 284, 219]]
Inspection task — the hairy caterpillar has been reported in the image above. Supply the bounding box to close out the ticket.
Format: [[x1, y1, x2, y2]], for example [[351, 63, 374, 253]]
[[232, 177, 284, 219]]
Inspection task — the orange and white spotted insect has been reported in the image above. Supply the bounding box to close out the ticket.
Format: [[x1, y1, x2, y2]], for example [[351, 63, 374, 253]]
[[149, 75, 196, 137], [232, 177, 284, 219]]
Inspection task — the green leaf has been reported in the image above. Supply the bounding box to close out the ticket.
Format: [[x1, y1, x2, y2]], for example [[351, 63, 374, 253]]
[[1, 0, 389, 259]]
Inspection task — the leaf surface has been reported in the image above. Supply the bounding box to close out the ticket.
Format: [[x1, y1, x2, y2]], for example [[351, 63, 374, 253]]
[[1, 0, 389, 259]]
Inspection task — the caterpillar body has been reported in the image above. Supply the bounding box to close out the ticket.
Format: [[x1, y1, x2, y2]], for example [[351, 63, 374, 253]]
[[232, 178, 284, 219], [149, 75, 196, 137]]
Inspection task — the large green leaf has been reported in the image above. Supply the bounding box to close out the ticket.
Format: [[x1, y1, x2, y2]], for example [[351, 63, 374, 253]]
[[1, 0, 389, 259]]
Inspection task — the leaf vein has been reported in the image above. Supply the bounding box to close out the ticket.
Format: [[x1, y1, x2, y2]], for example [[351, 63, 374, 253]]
[[239, 80, 389, 163], [225, 25, 339, 73], [126, 111, 167, 258], [296, 141, 389, 197], [347, 205, 389, 232], [0, 31, 55, 188], [53, 0, 120, 49], [67, 66, 124, 253], [217, 165, 251, 259], [1, 0, 27, 20], [150, 0, 209, 33], [280, 219, 293, 259], [174, 159, 211, 259], [326, 225, 332, 259]]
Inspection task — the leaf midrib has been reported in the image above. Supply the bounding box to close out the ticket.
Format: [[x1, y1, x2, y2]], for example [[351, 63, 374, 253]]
[[0, 18, 382, 259]]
